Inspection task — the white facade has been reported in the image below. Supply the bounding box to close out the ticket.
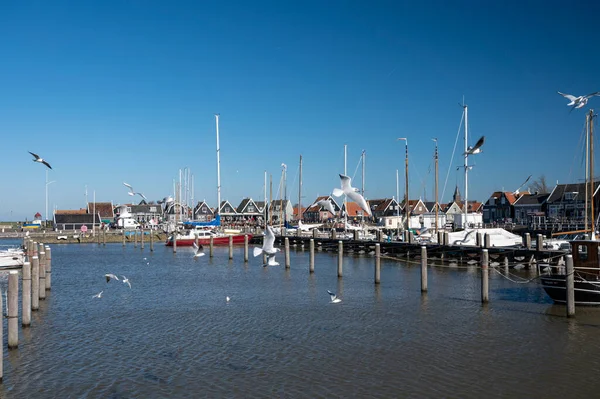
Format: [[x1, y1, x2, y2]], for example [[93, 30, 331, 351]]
[[453, 213, 483, 229]]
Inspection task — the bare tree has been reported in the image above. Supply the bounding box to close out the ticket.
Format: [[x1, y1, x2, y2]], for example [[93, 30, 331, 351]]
[[530, 175, 549, 194]]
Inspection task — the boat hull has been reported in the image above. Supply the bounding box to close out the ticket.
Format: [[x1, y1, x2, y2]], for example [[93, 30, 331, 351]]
[[541, 275, 600, 305], [165, 234, 252, 247]]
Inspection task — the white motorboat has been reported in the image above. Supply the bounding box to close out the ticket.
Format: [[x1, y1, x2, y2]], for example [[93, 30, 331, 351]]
[[0, 246, 25, 268]]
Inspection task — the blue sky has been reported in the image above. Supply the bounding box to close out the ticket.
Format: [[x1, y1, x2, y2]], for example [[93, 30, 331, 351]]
[[1, 1, 599, 221]]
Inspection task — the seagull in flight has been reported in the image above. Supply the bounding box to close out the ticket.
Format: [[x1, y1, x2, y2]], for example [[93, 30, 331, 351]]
[[558, 91, 600, 111], [311, 198, 336, 216], [28, 151, 52, 169], [513, 175, 532, 195], [193, 242, 205, 258], [122, 275, 131, 288], [464, 136, 485, 156], [253, 225, 281, 266], [92, 291, 103, 299], [104, 273, 120, 283], [327, 290, 342, 303], [123, 182, 147, 201], [332, 174, 372, 216]]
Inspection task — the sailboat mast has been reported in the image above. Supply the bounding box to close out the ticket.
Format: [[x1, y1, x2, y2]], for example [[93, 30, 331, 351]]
[[269, 175, 273, 225], [396, 169, 400, 239], [215, 114, 221, 217], [344, 145, 347, 227], [464, 104, 469, 229], [264, 170, 267, 227], [591, 109, 595, 237], [299, 155, 303, 223], [586, 113, 590, 232], [361, 150, 365, 197], [434, 138, 439, 233]]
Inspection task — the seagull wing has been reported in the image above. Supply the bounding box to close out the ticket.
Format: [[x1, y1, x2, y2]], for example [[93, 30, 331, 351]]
[[137, 192, 147, 200], [263, 225, 276, 250], [327, 290, 336, 299], [41, 160, 52, 169], [28, 151, 41, 160], [584, 91, 600, 99], [123, 182, 134, 190], [513, 174, 532, 194], [324, 200, 336, 215], [347, 191, 372, 216], [339, 174, 352, 194], [558, 92, 578, 101]]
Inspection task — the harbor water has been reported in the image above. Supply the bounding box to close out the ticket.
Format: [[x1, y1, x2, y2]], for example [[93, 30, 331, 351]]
[[1, 238, 600, 398]]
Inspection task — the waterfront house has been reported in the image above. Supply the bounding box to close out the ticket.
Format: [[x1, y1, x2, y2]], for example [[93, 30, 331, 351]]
[[293, 205, 307, 221], [513, 192, 550, 225], [482, 191, 523, 223], [219, 200, 238, 224], [268, 199, 294, 224], [88, 202, 114, 225], [407, 199, 427, 215], [545, 182, 600, 222], [235, 198, 264, 225], [54, 208, 99, 231], [303, 196, 341, 222], [193, 201, 215, 222], [368, 198, 402, 228], [128, 201, 163, 224], [340, 202, 371, 221]]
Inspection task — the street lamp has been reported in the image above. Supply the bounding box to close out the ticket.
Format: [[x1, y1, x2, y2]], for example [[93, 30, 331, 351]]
[[398, 138, 409, 232], [45, 170, 56, 229]]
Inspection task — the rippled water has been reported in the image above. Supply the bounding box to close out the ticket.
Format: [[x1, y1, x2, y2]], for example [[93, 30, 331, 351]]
[[0, 238, 599, 398]]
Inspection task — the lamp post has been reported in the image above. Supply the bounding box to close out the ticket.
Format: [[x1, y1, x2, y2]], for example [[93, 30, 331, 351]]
[[398, 138, 409, 232], [45, 170, 56, 229]]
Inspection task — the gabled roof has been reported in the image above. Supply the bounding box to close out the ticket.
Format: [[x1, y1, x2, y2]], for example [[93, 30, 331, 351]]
[[293, 206, 307, 217], [236, 198, 262, 214], [341, 202, 369, 217], [55, 208, 88, 215], [486, 191, 520, 205], [514, 193, 550, 206], [219, 200, 238, 214], [368, 198, 397, 213], [87, 202, 113, 218], [546, 182, 600, 203]]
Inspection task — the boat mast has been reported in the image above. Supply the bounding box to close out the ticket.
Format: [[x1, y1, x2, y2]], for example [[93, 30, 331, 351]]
[[463, 103, 469, 229], [215, 114, 221, 218], [361, 150, 366, 225], [344, 144, 347, 229], [396, 169, 400, 239], [591, 109, 595, 237], [269, 175, 273, 225], [433, 138, 439, 233], [398, 138, 409, 231], [264, 170, 267, 228], [299, 155, 303, 223], [586, 112, 590, 233]]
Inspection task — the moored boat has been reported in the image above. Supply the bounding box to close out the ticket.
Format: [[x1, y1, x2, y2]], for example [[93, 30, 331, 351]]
[[165, 228, 251, 247], [540, 240, 600, 305], [0, 247, 25, 268]]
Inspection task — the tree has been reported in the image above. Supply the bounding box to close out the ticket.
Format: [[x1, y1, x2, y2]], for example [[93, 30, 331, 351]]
[[530, 175, 549, 194]]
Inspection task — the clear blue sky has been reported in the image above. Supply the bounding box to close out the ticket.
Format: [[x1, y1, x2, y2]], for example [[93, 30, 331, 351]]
[[1, 1, 599, 221]]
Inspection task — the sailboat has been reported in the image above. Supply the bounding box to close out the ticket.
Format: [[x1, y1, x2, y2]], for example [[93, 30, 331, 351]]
[[166, 115, 253, 247], [540, 109, 600, 305]]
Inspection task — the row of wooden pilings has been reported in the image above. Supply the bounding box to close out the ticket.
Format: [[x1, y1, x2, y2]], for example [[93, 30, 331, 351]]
[[0, 239, 52, 381]]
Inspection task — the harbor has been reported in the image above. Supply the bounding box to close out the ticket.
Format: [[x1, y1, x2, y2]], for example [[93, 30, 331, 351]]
[[0, 238, 598, 397]]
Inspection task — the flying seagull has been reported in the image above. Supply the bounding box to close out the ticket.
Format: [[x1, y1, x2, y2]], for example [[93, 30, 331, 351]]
[[28, 151, 52, 169], [253, 225, 281, 266], [332, 174, 372, 216], [513, 175, 532, 195], [122, 275, 131, 289], [464, 136, 485, 156], [311, 198, 336, 216], [558, 91, 600, 111], [92, 291, 103, 299], [327, 290, 342, 303], [193, 242, 205, 258], [123, 182, 147, 201], [104, 273, 120, 283]]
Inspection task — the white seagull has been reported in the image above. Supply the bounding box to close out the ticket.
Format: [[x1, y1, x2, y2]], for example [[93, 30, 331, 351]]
[[104, 273, 120, 283], [464, 136, 485, 156], [193, 242, 205, 258], [332, 174, 372, 216], [93, 291, 103, 299], [513, 174, 532, 195], [122, 275, 131, 288], [327, 290, 342, 303], [253, 225, 281, 266], [311, 198, 336, 216], [123, 182, 147, 201], [558, 91, 600, 111], [28, 151, 52, 169], [226, 296, 231, 303]]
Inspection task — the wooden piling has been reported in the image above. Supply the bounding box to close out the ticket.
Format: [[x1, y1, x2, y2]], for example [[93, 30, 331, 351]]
[[536, 234, 543, 252], [244, 235, 249, 262], [150, 229, 154, 251], [504, 256, 509, 273], [22, 261, 31, 327], [141, 229, 144, 249], [353, 230, 359, 241], [210, 236, 214, 257], [103, 228, 106, 245], [443, 232, 449, 246], [284, 237, 290, 268], [229, 235, 233, 259], [134, 230, 138, 248], [122, 230, 126, 246], [8, 271, 18, 348], [309, 239, 315, 273], [481, 249, 489, 303], [38, 250, 46, 300], [375, 243, 381, 284], [421, 246, 428, 292], [31, 256, 39, 311], [331, 229, 337, 240], [173, 234, 177, 253], [45, 246, 52, 290], [337, 241, 343, 277], [566, 254, 575, 317], [524, 233, 531, 249], [484, 233, 491, 249], [313, 229, 318, 239]]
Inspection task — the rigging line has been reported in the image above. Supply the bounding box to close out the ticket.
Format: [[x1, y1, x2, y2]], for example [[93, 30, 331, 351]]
[[288, 163, 300, 202], [441, 110, 464, 203], [351, 153, 362, 182]]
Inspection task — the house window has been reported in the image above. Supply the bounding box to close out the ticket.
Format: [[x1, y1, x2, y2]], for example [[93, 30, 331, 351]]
[[150, 206, 157, 212], [501, 197, 505, 205], [564, 192, 578, 201], [248, 205, 255, 212]]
